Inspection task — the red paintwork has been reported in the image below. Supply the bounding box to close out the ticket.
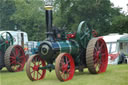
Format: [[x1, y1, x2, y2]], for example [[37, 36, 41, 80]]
[[109, 53, 119, 60], [10, 45, 26, 72], [67, 33, 76, 40], [60, 53, 75, 81], [30, 55, 46, 80], [98, 36, 103, 38], [92, 30, 98, 37], [93, 38, 108, 73], [5, 41, 8, 44]]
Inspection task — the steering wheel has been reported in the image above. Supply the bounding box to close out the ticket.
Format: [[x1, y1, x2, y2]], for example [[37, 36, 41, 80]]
[[76, 21, 92, 48], [0, 32, 14, 45]]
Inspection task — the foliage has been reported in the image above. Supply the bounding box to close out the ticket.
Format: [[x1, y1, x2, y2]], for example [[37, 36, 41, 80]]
[[110, 15, 128, 34], [0, 0, 16, 30], [11, 0, 46, 41], [0, 0, 127, 41], [54, 0, 122, 35]]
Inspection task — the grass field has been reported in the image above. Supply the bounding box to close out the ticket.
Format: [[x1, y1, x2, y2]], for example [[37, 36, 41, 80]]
[[0, 64, 128, 85]]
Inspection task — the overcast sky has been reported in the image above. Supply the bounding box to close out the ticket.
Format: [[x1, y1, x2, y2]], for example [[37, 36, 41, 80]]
[[110, 0, 128, 14]]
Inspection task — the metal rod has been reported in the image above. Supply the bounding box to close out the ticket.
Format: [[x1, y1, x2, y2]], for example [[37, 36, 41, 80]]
[[38, 64, 55, 70]]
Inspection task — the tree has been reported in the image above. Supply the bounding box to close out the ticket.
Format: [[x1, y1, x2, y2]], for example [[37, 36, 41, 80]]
[[11, 0, 46, 40], [0, 0, 124, 41], [110, 15, 128, 33], [53, 0, 122, 35], [0, 0, 16, 30]]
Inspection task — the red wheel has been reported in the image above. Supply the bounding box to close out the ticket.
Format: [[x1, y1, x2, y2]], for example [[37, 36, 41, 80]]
[[26, 54, 46, 81], [4, 45, 26, 72], [55, 53, 75, 81], [86, 38, 108, 74]]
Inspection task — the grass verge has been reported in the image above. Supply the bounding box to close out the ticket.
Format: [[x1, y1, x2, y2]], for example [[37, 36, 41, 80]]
[[0, 64, 128, 85]]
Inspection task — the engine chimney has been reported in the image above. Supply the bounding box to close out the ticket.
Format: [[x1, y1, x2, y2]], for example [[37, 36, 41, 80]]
[[44, 5, 53, 40]]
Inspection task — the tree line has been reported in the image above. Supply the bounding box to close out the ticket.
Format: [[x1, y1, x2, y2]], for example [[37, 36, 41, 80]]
[[0, 0, 128, 41]]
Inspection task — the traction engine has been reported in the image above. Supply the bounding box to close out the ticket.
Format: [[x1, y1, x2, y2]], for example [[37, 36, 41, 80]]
[[26, 4, 108, 81], [0, 32, 26, 72]]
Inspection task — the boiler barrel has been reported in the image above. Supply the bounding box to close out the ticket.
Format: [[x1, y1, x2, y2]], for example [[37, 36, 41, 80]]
[[39, 40, 80, 63], [56, 40, 79, 56]]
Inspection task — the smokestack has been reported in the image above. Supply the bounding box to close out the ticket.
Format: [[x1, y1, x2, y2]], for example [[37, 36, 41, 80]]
[[44, 5, 53, 40]]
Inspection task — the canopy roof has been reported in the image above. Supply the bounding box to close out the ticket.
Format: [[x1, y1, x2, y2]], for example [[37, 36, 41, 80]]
[[117, 35, 128, 42]]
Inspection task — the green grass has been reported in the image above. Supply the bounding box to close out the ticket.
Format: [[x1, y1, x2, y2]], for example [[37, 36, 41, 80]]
[[0, 64, 128, 85]]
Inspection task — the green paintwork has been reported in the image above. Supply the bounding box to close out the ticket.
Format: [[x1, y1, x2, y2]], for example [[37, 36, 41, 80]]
[[76, 21, 92, 48], [39, 64, 55, 70], [57, 40, 79, 57], [118, 35, 128, 42], [0, 32, 14, 52], [117, 35, 128, 56]]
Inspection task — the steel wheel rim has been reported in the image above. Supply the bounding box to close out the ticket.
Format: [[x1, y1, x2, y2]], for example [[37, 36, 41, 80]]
[[10, 45, 25, 72], [26, 54, 46, 81], [94, 38, 108, 73], [55, 53, 75, 81], [86, 38, 108, 74]]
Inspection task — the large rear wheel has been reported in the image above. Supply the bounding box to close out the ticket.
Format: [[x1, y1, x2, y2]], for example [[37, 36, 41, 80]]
[[86, 38, 108, 74], [26, 54, 46, 81], [55, 53, 75, 81], [4, 45, 26, 72]]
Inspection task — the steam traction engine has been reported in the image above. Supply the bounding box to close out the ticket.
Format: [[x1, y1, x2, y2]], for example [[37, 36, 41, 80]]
[[26, 5, 108, 81], [0, 32, 26, 72]]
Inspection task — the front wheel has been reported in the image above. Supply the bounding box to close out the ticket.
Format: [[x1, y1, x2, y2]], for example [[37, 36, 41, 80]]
[[26, 54, 46, 81], [55, 53, 75, 81]]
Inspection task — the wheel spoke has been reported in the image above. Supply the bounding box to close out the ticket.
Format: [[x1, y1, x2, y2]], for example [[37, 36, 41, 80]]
[[100, 43, 104, 50], [96, 42, 100, 50], [32, 61, 36, 65], [10, 56, 15, 59], [16, 48, 21, 57], [19, 56, 25, 59], [65, 56, 69, 64], [39, 64, 42, 66], [80, 33, 87, 40], [101, 53, 106, 57], [10, 60, 16, 65], [15, 47, 19, 56], [37, 71, 42, 76], [12, 50, 16, 56], [37, 71, 38, 80], [33, 71, 35, 79], [94, 46, 98, 52], [17, 62, 23, 68], [94, 57, 98, 63]]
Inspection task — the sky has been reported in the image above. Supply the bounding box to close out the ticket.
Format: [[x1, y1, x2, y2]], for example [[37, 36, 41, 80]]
[[110, 0, 128, 14]]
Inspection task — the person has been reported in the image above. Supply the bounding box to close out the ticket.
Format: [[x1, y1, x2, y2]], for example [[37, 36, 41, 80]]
[[118, 53, 125, 64]]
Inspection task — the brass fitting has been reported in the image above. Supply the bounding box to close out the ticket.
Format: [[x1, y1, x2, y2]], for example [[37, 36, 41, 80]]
[[44, 6, 53, 10]]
